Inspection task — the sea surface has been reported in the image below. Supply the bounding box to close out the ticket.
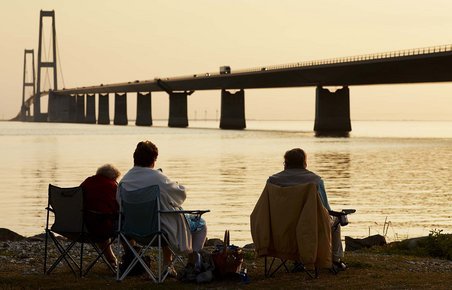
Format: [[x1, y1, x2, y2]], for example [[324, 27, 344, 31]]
[[0, 120, 451, 246]]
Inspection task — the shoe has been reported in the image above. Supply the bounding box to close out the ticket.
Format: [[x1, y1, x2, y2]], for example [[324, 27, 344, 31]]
[[332, 260, 347, 274], [108, 258, 118, 271], [166, 265, 178, 278]]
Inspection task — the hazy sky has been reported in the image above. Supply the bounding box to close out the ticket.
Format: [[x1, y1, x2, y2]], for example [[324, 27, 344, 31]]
[[1, 0, 452, 121]]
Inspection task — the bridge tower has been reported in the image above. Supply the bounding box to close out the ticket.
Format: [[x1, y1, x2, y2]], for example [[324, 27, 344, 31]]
[[21, 49, 35, 121], [34, 10, 58, 122]]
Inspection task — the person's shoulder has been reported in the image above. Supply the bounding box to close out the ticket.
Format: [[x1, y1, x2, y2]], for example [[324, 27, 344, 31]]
[[80, 175, 96, 186], [306, 169, 321, 178], [267, 170, 286, 184], [269, 170, 286, 178]]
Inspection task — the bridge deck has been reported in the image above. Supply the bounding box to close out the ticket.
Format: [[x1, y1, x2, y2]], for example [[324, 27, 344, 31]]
[[54, 44, 452, 95]]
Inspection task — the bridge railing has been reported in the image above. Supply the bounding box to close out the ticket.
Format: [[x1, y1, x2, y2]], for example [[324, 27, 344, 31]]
[[168, 44, 452, 80]]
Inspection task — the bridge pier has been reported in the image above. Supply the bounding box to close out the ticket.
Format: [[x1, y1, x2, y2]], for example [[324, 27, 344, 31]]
[[136, 92, 152, 126], [114, 93, 128, 125], [98, 93, 110, 124], [85, 94, 96, 124], [47, 92, 77, 122], [76, 94, 85, 123], [68, 95, 77, 122], [47, 91, 57, 121], [113, 93, 129, 125], [220, 89, 246, 129], [168, 92, 188, 127], [314, 86, 351, 137], [48, 91, 69, 122]]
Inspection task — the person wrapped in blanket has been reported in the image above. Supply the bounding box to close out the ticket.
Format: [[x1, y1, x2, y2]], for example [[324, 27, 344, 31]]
[[267, 148, 347, 271], [117, 140, 207, 276]]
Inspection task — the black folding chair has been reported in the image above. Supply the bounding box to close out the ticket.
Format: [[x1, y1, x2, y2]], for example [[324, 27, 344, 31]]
[[43, 184, 116, 277]]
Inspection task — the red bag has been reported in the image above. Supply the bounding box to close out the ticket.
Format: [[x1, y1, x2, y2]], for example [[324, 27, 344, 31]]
[[212, 230, 243, 277]]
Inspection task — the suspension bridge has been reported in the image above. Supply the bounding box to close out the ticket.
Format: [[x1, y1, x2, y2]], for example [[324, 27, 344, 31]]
[[15, 10, 452, 136]]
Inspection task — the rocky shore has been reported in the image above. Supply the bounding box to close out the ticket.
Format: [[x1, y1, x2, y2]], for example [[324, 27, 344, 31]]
[[1, 228, 451, 289]]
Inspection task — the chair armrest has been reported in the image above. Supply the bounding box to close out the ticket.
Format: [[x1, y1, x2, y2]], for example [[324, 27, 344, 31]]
[[45, 207, 55, 213], [328, 209, 356, 217], [329, 209, 356, 227], [160, 209, 210, 216]]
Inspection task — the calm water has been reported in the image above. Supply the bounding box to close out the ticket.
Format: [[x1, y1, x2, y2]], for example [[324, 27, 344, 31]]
[[0, 120, 451, 246]]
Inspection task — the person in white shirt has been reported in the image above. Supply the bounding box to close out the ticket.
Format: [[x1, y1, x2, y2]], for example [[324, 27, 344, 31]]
[[117, 140, 207, 272]]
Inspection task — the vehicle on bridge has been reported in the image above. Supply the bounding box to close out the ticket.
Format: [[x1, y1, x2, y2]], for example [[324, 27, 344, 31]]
[[220, 66, 231, 74]]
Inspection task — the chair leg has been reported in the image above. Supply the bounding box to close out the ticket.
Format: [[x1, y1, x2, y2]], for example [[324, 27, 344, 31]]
[[46, 233, 80, 276], [80, 241, 84, 277], [116, 234, 157, 283], [265, 257, 288, 277], [83, 240, 117, 276], [159, 235, 183, 283], [44, 230, 49, 274]]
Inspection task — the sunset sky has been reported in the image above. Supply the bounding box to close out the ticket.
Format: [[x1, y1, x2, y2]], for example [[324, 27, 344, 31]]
[[1, 0, 451, 121]]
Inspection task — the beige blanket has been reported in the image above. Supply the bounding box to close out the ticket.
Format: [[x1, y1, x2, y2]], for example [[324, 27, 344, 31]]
[[250, 183, 332, 268]]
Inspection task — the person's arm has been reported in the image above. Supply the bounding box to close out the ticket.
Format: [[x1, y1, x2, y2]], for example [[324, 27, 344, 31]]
[[115, 183, 121, 207], [317, 179, 332, 211], [158, 171, 187, 207]]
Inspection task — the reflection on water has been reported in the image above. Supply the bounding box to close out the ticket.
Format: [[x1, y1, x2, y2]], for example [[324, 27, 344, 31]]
[[314, 151, 351, 195], [0, 121, 451, 245]]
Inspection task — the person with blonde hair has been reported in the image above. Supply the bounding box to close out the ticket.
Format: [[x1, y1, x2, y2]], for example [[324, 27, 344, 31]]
[[81, 164, 121, 269]]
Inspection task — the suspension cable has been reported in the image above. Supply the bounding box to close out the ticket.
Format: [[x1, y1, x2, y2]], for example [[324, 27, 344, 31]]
[[55, 34, 66, 88], [41, 28, 50, 91]]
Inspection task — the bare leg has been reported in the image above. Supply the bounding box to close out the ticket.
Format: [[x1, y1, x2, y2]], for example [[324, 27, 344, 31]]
[[191, 225, 207, 252], [98, 239, 117, 267], [163, 246, 173, 266]]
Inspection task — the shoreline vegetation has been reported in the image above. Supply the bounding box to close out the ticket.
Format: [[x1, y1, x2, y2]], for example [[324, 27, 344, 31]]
[[1, 228, 451, 289]]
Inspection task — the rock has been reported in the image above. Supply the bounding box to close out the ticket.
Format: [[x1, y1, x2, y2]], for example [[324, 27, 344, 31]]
[[26, 233, 46, 242], [400, 236, 429, 250], [205, 238, 223, 247], [345, 234, 386, 251], [0, 228, 25, 242], [243, 243, 255, 249]]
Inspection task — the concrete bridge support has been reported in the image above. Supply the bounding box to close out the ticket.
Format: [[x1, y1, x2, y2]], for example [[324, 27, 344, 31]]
[[168, 92, 188, 127], [220, 89, 246, 129], [47, 91, 57, 121], [85, 94, 96, 124], [68, 95, 77, 123], [76, 94, 85, 123], [48, 91, 70, 122], [314, 86, 351, 137], [98, 93, 110, 124], [136, 92, 152, 126], [114, 93, 128, 125]]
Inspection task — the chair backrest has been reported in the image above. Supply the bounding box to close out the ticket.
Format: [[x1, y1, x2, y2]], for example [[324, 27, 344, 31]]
[[118, 184, 160, 239], [48, 184, 84, 234], [251, 182, 332, 267]]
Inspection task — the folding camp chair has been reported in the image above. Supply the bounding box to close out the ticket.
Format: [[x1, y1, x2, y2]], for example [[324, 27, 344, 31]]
[[116, 184, 209, 283], [44, 184, 117, 277], [250, 183, 333, 278]]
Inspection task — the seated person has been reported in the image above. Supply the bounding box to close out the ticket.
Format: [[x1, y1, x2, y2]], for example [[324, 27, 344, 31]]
[[81, 164, 121, 269], [117, 140, 207, 273], [268, 148, 346, 270]]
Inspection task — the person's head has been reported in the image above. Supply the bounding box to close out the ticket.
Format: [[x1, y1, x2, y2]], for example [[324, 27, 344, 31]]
[[96, 164, 121, 180], [284, 148, 307, 169], [133, 140, 158, 167]]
